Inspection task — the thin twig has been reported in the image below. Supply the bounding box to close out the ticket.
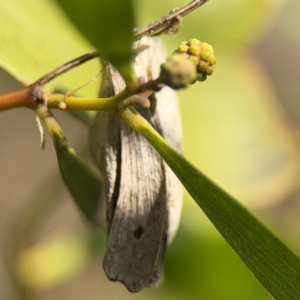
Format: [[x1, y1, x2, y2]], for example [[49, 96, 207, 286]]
[[133, 0, 209, 40], [34, 51, 99, 86], [60, 61, 108, 103]]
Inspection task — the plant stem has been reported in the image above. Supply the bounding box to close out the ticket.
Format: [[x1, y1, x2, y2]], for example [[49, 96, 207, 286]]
[[47, 88, 132, 113], [0, 87, 35, 110], [117, 107, 150, 133], [0, 67, 165, 115], [34, 51, 99, 85], [134, 0, 209, 40], [36, 105, 65, 139]]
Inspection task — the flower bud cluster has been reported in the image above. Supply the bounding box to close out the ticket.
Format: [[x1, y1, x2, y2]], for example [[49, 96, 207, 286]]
[[175, 38, 216, 82], [159, 38, 216, 89]]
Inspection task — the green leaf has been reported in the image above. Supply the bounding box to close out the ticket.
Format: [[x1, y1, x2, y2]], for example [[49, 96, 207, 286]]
[[140, 125, 300, 300], [0, 0, 99, 97], [53, 133, 104, 224], [55, 0, 135, 82]]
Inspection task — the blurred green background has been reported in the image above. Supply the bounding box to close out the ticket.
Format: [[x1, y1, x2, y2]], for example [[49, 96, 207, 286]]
[[1, 0, 300, 299]]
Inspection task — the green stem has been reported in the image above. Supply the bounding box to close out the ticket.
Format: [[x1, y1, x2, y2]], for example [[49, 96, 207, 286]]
[[117, 106, 149, 131], [46, 88, 132, 113], [36, 105, 65, 139], [0, 72, 162, 113]]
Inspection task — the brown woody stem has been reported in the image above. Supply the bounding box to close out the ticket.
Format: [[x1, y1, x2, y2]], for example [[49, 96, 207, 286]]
[[134, 0, 209, 40], [0, 51, 99, 112], [0, 85, 46, 111]]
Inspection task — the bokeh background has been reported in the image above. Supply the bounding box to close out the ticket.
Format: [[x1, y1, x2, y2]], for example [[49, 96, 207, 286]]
[[1, 0, 300, 299]]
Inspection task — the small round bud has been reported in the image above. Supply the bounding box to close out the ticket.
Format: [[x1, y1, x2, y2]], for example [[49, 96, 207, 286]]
[[198, 61, 208, 73], [177, 44, 189, 53], [160, 54, 197, 89], [189, 45, 201, 56], [197, 74, 207, 82], [173, 50, 189, 58], [196, 74, 203, 81], [179, 41, 188, 45], [208, 55, 216, 66], [206, 66, 214, 76], [201, 42, 214, 53], [188, 38, 201, 46], [200, 50, 211, 61]]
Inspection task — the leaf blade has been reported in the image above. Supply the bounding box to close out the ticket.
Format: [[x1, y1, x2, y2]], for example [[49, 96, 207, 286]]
[[119, 109, 300, 299], [53, 133, 104, 224], [0, 0, 99, 96], [55, 0, 135, 82], [143, 128, 300, 299]]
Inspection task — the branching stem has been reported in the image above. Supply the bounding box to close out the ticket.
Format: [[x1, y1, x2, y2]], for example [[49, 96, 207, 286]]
[[36, 105, 65, 140], [34, 51, 99, 86], [134, 0, 209, 40], [46, 88, 132, 113]]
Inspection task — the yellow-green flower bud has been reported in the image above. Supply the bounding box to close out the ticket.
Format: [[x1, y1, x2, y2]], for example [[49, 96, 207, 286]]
[[208, 55, 216, 66], [177, 44, 189, 53], [201, 42, 214, 53], [189, 45, 201, 56], [179, 41, 188, 45], [196, 73, 202, 81], [200, 50, 210, 61], [188, 38, 201, 46], [206, 66, 214, 76], [170, 38, 216, 85], [197, 74, 207, 82], [198, 61, 208, 73]]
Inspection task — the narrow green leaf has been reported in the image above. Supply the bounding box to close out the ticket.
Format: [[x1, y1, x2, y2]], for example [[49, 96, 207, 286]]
[[55, 0, 135, 82], [53, 134, 104, 224], [0, 0, 99, 97], [141, 125, 300, 299]]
